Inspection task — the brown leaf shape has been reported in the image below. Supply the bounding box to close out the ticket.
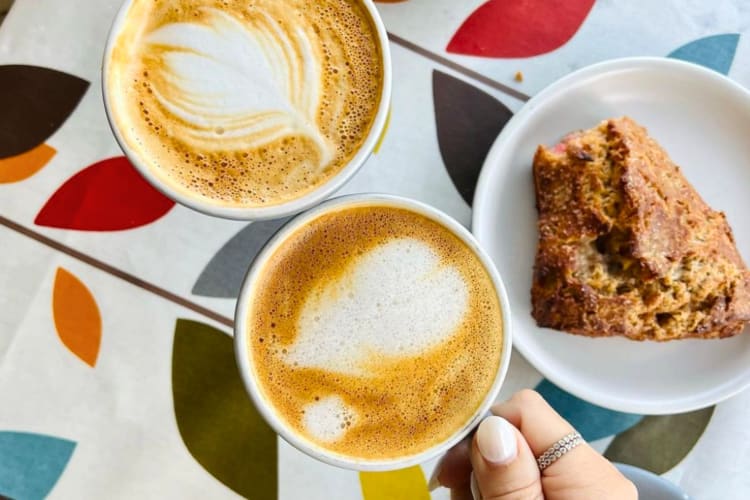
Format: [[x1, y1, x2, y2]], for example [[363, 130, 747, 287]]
[[0, 65, 89, 158]]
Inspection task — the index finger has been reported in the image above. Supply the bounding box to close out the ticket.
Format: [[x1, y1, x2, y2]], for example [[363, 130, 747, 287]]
[[491, 389, 579, 457]]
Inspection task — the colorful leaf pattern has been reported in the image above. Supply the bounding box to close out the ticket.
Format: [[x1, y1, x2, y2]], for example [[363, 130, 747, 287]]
[[536, 380, 642, 441], [0, 65, 88, 158], [34, 156, 175, 231], [192, 217, 291, 298], [360, 466, 430, 500], [447, 0, 596, 58], [0, 431, 76, 500], [52, 267, 102, 367], [668, 34, 740, 75], [604, 407, 715, 474], [0, 2, 731, 498], [0, 143, 55, 183], [433, 70, 513, 205], [172, 319, 277, 498]]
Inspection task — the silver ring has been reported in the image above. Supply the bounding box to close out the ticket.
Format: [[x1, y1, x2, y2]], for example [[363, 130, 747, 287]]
[[536, 432, 583, 471]]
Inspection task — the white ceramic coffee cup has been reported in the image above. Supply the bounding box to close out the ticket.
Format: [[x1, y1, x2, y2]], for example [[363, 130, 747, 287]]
[[101, 1, 392, 221], [234, 193, 513, 471]]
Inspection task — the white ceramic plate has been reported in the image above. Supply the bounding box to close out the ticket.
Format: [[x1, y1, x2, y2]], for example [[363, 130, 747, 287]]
[[473, 57, 750, 414]]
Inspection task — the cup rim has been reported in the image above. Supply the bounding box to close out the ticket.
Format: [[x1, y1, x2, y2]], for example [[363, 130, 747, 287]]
[[233, 193, 513, 471], [101, 0, 393, 221]]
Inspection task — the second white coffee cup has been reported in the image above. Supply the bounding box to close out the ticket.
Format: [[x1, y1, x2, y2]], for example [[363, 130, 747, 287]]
[[234, 193, 513, 471]]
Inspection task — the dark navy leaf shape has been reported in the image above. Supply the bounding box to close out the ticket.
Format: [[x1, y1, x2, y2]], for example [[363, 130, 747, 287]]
[[0, 431, 76, 500], [536, 380, 642, 442], [433, 71, 513, 205], [0, 65, 89, 158], [668, 34, 739, 75], [192, 217, 291, 298]]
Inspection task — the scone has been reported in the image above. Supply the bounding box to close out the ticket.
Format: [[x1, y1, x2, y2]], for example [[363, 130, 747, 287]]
[[531, 117, 750, 340]]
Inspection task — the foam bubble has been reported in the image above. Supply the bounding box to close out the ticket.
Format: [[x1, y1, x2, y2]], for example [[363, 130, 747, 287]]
[[302, 395, 357, 442], [285, 238, 469, 376]]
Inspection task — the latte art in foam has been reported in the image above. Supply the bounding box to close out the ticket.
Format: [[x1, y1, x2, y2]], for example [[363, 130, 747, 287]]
[[145, 8, 333, 163], [288, 238, 469, 376], [106, 0, 383, 207], [247, 205, 504, 460]]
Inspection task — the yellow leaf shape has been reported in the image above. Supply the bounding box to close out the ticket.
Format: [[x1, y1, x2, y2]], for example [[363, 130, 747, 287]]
[[360, 466, 430, 500], [0, 143, 56, 183], [373, 107, 392, 154], [52, 267, 102, 367]]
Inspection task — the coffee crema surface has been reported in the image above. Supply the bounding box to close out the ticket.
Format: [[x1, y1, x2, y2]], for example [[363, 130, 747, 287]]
[[107, 0, 383, 207], [247, 205, 504, 460]]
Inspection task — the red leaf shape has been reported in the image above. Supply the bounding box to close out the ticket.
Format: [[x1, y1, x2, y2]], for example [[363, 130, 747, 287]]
[[447, 0, 596, 58], [35, 156, 175, 231]]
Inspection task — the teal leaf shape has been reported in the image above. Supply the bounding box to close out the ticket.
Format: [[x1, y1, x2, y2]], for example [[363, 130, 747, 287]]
[[535, 380, 642, 441], [433, 70, 513, 205], [0, 431, 76, 500], [668, 34, 739, 75], [192, 217, 291, 298], [604, 406, 714, 474], [172, 319, 277, 498]]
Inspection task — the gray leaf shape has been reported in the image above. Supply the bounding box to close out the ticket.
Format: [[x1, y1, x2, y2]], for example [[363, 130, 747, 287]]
[[192, 217, 291, 298]]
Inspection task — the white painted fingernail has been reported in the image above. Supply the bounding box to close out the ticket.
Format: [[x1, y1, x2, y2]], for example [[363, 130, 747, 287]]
[[476, 416, 518, 465], [470, 471, 482, 500], [427, 454, 446, 491]]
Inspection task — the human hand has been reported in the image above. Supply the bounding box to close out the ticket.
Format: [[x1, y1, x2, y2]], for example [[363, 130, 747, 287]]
[[430, 389, 637, 500]]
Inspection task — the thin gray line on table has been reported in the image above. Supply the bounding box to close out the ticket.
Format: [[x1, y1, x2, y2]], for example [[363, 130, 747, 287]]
[[0, 215, 235, 328], [387, 32, 531, 103]]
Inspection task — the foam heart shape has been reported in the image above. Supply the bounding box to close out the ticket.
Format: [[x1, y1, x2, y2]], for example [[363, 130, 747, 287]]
[[286, 238, 469, 376]]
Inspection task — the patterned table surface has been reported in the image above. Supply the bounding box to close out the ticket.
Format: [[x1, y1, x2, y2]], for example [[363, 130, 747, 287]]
[[1, 0, 749, 499]]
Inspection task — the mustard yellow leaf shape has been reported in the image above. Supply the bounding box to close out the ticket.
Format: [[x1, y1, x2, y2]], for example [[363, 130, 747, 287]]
[[172, 319, 277, 498], [373, 107, 391, 154], [604, 406, 715, 474], [52, 268, 102, 367], [360, 466, 430, 500]]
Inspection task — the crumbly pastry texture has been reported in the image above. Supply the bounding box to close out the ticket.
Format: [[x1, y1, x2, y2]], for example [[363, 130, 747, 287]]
[[531, 117, 750, 340]]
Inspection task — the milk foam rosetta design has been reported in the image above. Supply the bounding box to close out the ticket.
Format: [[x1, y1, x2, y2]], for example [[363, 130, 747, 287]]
[[107, 0, 383, 207], [145, 8, 333, 162], [248, 206, 504, 460]]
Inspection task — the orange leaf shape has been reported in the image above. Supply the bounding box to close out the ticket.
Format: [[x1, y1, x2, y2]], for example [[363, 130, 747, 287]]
[[0, 143, 55, 183], [52, 268, 102, 367]]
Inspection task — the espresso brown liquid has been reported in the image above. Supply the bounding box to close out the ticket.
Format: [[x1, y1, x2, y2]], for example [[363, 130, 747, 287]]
[[247, 205, 504, 460], [107, 0, 383, 207]]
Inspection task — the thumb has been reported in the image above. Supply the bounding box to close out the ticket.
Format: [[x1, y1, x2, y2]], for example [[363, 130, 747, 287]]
[[470, 416, 543, 500]]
